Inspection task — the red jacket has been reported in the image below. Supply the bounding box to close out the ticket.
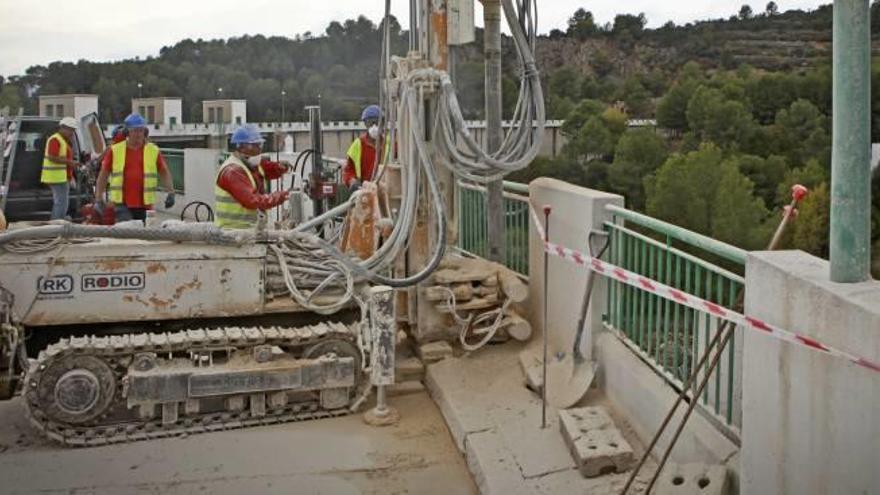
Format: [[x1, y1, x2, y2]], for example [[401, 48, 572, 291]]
[[342, 134, 389, 187], [216, 157, 288, 210]]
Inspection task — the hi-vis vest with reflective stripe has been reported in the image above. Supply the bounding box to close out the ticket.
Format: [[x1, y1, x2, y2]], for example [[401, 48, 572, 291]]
[[109, 141, 159, 205], [346, 136, 390, 180], [41, 133, 69, 184], [214, 155, 266, 229]]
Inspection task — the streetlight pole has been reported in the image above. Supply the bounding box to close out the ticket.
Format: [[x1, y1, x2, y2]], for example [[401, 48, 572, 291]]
[[137, 82, 143, 98], [281, 90, 287, 123]]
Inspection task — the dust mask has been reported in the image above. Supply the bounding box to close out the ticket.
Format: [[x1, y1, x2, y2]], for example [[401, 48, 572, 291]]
[[368, 125, 380, 140]]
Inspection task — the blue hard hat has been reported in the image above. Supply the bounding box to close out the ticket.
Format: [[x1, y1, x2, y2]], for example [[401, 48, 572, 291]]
[[230, 124, 265, 146], [361, 105, 381, 121], [123, 113, 147, 129]]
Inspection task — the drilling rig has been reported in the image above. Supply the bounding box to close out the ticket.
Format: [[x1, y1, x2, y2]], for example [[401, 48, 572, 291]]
[[0, 0, 543, 446]]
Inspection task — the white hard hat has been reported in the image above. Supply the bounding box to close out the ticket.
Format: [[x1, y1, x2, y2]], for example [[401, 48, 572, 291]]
[[59, 117, 78, 129]]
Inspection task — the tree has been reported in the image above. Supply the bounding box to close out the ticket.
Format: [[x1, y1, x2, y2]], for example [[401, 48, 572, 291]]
[[768, 99, 831, 167], [561, 99, 605, 138], [735, 154, 787, 207], [789, 182, 830, 257], [645, 144, 769, 249], [656, 82, 695, 131], [686, 86, 757, 150], [573, 117, 616, 159], [645, 144, 725, 233], [739, 5, 753, 20], [548, 68, 583, 99], [601, 107, 629, 135], [612, 13, 647, 38], [620, 78, 652, 117], [567, 8, 598, 40], [766, 2, 779, 16], [590, 50, 614, 78], [608, 130, 668, 209], [711, 161, 770, 249]]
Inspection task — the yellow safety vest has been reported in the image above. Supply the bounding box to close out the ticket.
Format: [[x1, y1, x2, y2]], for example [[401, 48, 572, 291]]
[[214, 155, 266, 229], [109, 141, 159, 205], [41, 133, 69, 184], [346, 136, 390, 180]]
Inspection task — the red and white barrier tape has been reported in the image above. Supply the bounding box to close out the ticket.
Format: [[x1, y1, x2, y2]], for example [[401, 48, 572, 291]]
[[531, 205, 880, 374]]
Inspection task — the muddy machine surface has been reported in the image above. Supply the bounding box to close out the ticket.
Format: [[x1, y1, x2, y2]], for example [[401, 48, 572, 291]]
[[0, 232, 372, 446]]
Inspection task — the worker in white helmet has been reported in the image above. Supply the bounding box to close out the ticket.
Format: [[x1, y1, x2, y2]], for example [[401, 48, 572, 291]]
[[41, 117, 82, 220]]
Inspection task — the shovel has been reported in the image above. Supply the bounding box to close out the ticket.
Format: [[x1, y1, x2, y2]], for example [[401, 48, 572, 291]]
[[521, 229, 610, 408], [546, 230, 610, 408]]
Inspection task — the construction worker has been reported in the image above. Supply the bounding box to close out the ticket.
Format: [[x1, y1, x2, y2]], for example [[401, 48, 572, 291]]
[[41, 117, 82, 220], [214, 125, 291, 228], [342, 105, 391, 191], [95, 113, 175, 223]]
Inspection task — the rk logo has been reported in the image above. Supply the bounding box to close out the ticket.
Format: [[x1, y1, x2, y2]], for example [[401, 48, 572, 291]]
[[37, 275, 74, 295]]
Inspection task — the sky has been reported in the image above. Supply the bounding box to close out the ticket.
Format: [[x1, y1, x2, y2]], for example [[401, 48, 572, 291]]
[[0, 0, 828, 78]]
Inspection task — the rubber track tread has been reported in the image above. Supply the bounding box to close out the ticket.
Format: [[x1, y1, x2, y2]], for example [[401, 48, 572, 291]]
[[23, 322, 363, 447]]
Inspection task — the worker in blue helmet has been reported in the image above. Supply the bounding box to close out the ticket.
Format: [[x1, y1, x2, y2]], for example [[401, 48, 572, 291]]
[[214, 124, 292, 228], [95, 113, 175, 223], [342, 105, 392, 191]]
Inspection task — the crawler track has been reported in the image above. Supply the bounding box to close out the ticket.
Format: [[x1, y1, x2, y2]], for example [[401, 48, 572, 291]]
[[23, 322, 366, 446]]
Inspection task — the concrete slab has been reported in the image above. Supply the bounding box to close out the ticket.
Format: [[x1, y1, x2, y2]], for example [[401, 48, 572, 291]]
[[654, 463, 729, 495], [0, 392, 476, 495], [498, 411, 575, 479], [427, 342, 658, 494], [465, 429, 532, 495]]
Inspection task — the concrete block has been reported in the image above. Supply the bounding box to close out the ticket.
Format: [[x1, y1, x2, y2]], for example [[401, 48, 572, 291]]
[[559, 407, 635, 478], [419, 341, 454, 363], [559, 407, 614, 434], [571, 428, 635, 478], [465, 429, 533, 495], [395, 357, 425, 382], [654, 463, 729, 495]]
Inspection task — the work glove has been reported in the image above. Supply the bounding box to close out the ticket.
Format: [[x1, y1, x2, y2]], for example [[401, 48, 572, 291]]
[[93, 200, 104, 217], [349, 179, 362, 193], [164, 193, 176, 209], [279, 160, 293, 173]]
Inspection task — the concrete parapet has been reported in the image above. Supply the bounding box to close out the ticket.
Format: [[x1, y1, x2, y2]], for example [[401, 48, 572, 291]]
[[741, 251, 880, 495]]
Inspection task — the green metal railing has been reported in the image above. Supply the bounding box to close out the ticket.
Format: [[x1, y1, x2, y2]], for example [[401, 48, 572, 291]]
[[604, 204, 745, 438], [456, 180, 530, 276], [160, 148, 185, 194]]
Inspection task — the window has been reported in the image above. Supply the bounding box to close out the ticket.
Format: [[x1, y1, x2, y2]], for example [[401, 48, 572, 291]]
[[45, 105, 54, 117], [217, 107, 224, 123], [208, 107, 215, 123], [138, 105, 146, 116], [147, 106, 155, 124], [56, 104, 64, 117], [235, 116, 242, 124], [169, 116, 177, 127]]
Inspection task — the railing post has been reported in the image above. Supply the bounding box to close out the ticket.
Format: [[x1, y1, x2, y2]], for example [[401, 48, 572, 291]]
[[830, 0, 872, 282]]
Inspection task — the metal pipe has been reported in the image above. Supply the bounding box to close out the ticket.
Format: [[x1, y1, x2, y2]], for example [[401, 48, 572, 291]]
[[541, 205, 551, 429], [484, 0, 505, 264], [306, 105, 325, 217], [830, 0, 872, 282]]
